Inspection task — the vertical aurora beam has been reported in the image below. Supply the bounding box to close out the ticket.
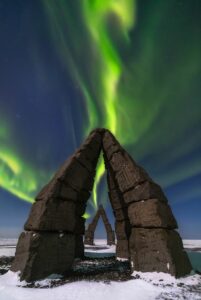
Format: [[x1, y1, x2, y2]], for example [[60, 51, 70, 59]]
[[82, 0, 136, 208], [82, 0, 135, 135]]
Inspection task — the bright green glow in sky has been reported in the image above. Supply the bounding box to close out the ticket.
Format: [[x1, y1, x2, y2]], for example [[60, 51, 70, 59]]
[[82, 0, 136, 206], [82, 0, 135, 136], [41, 0, 201, 212], [1, 1, 201, 211], [0, 149, 36, 203], [0, 122, 42, 203]]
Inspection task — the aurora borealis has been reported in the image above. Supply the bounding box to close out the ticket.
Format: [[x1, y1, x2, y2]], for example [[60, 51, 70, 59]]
[[0, 0, 201, 238]]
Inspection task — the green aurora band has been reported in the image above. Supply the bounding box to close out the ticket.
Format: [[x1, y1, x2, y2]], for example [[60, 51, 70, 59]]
[[42, 0, 201, 212], [0, 118, 50, 203], [43, 0, 137, 210], [0, 1, 201, 215]]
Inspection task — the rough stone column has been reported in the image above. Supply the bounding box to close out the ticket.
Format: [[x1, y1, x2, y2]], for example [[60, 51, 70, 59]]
[[102, 129, 192, 277], [11, 129, 103, 282], [84, 209, 100, 245], [99, 205, 115, 245]]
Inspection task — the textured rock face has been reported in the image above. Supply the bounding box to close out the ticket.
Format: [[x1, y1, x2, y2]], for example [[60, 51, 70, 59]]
[[127, 199, 178, 229], [84, 205, 115, 246], [129, 228, 192, 277], [12, 129, 103, 282], [12, 128, 192, 281], [102, 129, 191, 275], [11, 231, 75, 282]]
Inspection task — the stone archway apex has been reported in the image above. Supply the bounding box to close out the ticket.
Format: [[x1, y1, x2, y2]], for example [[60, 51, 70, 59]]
[[11, 128, 192, 281]]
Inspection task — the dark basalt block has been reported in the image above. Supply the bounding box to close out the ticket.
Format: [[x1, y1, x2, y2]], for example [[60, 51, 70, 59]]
[[108, 189, 123, 210], [107, 172, 117, 191], [113, 207, 128, 221], [115, 220, 130, 240], [128, 199, 178, 229], [102, 130, 122, 160], [11, 231, 75, 282], [36, 178, 62, 201], [116, 239, 129, 259], [36, 177, 91, 203], [123, 181, 167, 204], [24, 200, 85, 233], [129, 228, 192, 277], [75, 235, 84, 258], [79, 131, 102, 159], [55, 157, 95, 192], [108, 152, 150, 193]]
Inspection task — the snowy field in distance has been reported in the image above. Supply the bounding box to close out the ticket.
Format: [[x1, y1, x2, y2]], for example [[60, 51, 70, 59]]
[[0, 239, 17, 257], [183, 240, 201, 252]]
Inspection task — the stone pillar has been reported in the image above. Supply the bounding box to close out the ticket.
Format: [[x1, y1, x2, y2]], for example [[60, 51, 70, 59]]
[[102, 129, 192, 277], [11, 129, 103, 282], [84, 209, 100, 245]]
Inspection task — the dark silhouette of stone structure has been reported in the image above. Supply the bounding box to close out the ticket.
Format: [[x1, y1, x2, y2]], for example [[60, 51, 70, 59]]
[[11, 128, 192, 281], [84, 205, 115, 246]]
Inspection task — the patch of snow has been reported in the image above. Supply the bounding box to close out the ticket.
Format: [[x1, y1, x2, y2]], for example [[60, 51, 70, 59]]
[[0, 271, 163, 300], [116, 257, 129, 262]]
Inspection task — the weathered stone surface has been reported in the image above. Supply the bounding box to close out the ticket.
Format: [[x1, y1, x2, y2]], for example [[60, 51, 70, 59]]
[[128, 199, 178, 229], [116, 239, 129, 259], [115, 220, 130, 240], [129, 228, 192, 277], [107, 172, 117, 191], [55, 157, 95, 192], [11, 231, 75, 282], [24, 200, 85, 233], [36, 178, 62, 201], [36, 179, 90, 203], [79, 130, 102, 161], [102, 130, 122, 160], [114, 207, 128, 221], [107, 231, 115, 245], [108, 189, 122, 210], [75, 235, 84, 258], [123, 181, 167, 204], [107, 152, 150, 193]]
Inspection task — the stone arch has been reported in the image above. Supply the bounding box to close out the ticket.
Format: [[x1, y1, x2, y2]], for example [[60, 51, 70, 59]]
[[11, 128, 192, 281], [84, 204, 115, 246]]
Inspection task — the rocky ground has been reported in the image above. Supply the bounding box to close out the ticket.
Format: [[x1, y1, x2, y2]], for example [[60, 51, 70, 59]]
[[0, 256, 14, 275]]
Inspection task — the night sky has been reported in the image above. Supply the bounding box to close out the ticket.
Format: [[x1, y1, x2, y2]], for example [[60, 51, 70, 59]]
[[0, 0, 201, 239]]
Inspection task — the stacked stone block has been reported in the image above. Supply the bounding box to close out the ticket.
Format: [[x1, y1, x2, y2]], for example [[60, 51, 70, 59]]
[[11, 129, 103, 281], [102, 129, 192, 277]]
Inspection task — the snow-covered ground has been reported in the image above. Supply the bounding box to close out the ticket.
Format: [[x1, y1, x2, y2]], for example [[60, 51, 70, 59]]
[[0, 269, 200, 300], [0, 239, 201, 300]]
